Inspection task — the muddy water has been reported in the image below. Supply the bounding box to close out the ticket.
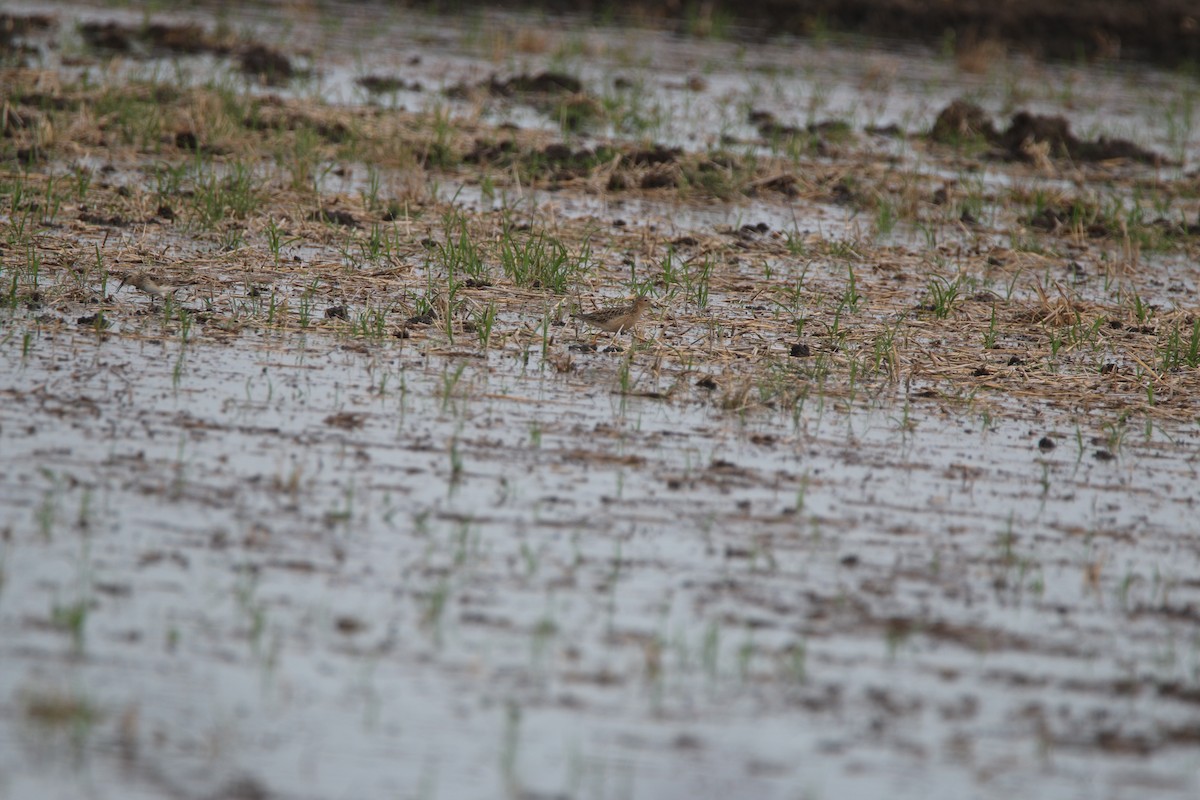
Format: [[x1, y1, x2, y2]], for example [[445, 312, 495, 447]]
[[3, 313, 1199, 800], [4, 2, 1200, 799]]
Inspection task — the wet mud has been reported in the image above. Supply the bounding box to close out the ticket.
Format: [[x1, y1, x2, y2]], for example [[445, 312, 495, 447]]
[[932, 99, 1168, 166]]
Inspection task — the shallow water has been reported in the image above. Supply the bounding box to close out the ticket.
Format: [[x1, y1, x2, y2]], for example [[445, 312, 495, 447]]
[[2, 312, 1199, 800]]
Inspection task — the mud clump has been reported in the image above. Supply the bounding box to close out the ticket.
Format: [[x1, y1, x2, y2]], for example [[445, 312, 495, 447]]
[[1005, 110, 1166, 165], [535, 142, 619, 180], [1, 12, 54, 57], [491, 72, 583, 96], [240, 44, 294, 86], [79, 211, 132, 228], [356, 75, 424, 94], [748, 173, 800, 197], [750, 109, 854, 143], [1001, 111, 1075, 158], [463, 138, 519, 164], [930, 99, 1167, 165], [1, 13, 54, 37], [448, 71, 582, 100], [447, 72, 600, 130], [241, 105, 349, 143], [309, 208, 358, 228], [930, 99, 998, 145], [1012, 113, 1162, 165], [627, 145, 682, 166], [74, 19, 301, 87], [467, 140, 687, 188], [79, 20, 234, 57], [79, 21, 134, 52], [144, 22, 231, 55], [173, 130, 199, 150], [635, 166, 679, 189], [169, 129, 228, 156]]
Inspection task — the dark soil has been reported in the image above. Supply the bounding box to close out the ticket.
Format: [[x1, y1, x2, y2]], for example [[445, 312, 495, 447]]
[[931, 99, 1168, 165], [78, 19, 234, 57], [444, 0, 1200, 66]]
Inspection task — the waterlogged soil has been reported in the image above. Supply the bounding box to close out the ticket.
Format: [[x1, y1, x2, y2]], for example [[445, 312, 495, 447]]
[[3, 3, 1200, 800]]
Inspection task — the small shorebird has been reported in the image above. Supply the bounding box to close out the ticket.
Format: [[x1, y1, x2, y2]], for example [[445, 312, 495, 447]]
[[119, 271, 179, 300], [573, 296, 652, 340]]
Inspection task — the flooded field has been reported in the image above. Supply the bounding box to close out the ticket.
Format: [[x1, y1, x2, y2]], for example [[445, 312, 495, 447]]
[[2, 2, 1200, 799]]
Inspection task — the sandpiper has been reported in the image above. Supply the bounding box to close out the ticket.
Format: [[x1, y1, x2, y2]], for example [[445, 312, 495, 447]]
[[119, 271, 177, 300], [573, 296, 652, 337]]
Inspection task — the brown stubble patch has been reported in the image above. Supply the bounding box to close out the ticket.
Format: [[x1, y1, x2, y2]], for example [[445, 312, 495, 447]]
[[4, 63, 1200, 423]]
